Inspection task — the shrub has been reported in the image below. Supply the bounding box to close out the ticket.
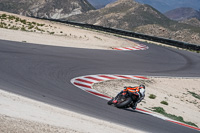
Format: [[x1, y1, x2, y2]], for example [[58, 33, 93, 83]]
[[50, 32, 55, 34], [35, 26, 44, 32], [20, 19, 27, 24], [37, 23, 45, 26], [15, 17, 20, 22], [152, 107, 198, 127], [152, 107, 165, 114], [10, 26, 19, 30], [149, 94, 156, 99], [161, 101, 168, 105], [21, 27, 26, 31], [1, 14, 7, 18], [28, 25, 34, 29], [8, 15, 15, 20], [188, 91, 200, 100]]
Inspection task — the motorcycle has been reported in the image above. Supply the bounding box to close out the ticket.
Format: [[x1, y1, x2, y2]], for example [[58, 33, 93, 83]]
[[107, 90, 138, 108]]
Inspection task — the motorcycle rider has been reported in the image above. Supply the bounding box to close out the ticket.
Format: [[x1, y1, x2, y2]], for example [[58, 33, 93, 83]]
[[115, 85, 145, 110]]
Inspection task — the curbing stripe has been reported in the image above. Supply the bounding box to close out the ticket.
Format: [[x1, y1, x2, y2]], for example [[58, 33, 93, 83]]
[[86, 90, 111, 100], [71, 74, 144, 100], [115, 75, 133, 79], [98, 75, 117, 79], [134, 76, 149, 79], [113, 43, 149, 51], [71, 74, 200, 131], [85, 76, 104, 81], [74, 82, 92, 89], [75, 78, 94, 84], [167, 120, 200, 131]]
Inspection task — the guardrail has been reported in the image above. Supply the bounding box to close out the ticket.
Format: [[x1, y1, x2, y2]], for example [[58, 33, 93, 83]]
[[35, 17, 200, 52]]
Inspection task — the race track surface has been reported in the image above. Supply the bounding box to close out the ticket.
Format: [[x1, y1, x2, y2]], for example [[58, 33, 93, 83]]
[[0, 39, 200, 133]]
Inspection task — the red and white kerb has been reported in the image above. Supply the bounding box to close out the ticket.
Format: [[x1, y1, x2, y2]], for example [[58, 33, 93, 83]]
[[113, 44, 149, 51], [71, 74, 148, 100], [71, 74, 200, 131]]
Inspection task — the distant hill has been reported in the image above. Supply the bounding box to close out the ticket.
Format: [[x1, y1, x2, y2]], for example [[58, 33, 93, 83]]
[[86, 0, 200, 13], [0, 0, 95, 19], [87, 0, 116, 9], [67, 0, 200, 45], [164, 7, 200, 21], [180, 18, 200, 28], [135, 0, 200, 13], [67, 0, 170, 30]]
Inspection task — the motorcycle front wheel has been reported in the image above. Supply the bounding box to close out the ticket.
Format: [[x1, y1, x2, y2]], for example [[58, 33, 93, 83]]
[[107, 98, 114, 105]]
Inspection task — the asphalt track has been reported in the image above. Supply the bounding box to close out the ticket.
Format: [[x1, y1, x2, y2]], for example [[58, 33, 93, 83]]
[[0, 39, 200, 133]]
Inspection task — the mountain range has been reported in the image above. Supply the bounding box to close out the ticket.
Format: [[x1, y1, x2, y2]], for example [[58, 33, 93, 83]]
[[135, 0, 200, 13], [88, 0, 200, 13], [67, 0, 170, 30], [0, 0, 94, 19], [66, 0, 200, 45], [0, 0, 200, 45], [164, 7, 200, 21]]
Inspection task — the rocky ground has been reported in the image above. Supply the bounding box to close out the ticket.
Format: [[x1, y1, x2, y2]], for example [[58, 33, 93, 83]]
[[134, 24, 200, 45]]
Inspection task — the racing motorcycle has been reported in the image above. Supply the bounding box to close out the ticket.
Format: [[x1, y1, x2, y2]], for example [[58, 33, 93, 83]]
[[107, 90, 138, 108]]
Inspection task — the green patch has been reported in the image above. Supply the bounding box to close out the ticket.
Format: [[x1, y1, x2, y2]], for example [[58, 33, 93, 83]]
[[32, 22, 36, 25], [15, 17, 20, 22], [37, 23, 45, 27], [160, 101, 168, 105], [149, 94, 156, 99], [1, 14, 7, 18], [28, 25, 34, 29], [8, 15, 15, 20], [49, 32, 55, 34], [151, 107, 198, 127], [188, 91, 200, 100], [21, 27, 26, 31], [10, 26, 19, 30], [35, 27, 45, 32], [20, 19, 27, 24]]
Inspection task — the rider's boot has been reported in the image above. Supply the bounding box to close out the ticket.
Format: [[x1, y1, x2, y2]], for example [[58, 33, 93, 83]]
[[131, 102, 137, 110]]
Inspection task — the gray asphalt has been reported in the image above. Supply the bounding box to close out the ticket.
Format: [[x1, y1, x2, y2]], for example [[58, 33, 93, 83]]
[[0, 39, 200, 133]]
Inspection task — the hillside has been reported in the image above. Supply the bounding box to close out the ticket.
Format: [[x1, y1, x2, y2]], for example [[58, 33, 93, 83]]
[[67, 0, 200, 45], [164, 7, 200, 21], [67, 0, 170, 30], [180, 18, 200, 28], [136, 0, 200, 13], [86, 0, 200, 13], [0, 0, 95, 19], [0, 11, 138, 50]]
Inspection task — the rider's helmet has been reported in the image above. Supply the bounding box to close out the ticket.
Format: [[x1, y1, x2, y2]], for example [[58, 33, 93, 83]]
[[139, 85, 145, 89]]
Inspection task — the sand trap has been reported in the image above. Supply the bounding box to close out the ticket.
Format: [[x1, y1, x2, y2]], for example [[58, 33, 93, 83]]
[[93, 77, 200, 127]]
